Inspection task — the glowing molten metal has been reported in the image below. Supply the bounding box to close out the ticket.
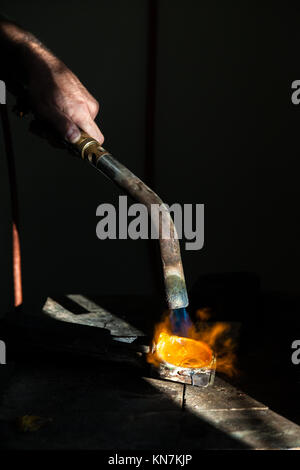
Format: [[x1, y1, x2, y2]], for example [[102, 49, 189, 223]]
[[147, 308, 236, 378], [155, 333, 213, 368]]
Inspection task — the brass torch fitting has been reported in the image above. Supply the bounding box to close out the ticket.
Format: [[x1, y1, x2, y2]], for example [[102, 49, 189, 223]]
[[73, 131, 111, 165]]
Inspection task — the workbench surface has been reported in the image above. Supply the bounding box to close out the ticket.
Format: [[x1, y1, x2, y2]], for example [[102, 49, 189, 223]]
[[0, 294, 299, 450]]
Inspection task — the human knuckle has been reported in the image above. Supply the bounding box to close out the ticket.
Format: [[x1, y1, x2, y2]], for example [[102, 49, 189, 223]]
[[92, 99, 100, 113], [71, 101, 90, 118]]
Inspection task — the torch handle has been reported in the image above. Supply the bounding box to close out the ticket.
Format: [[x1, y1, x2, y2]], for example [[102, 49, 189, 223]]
[[71, 131, 111, 165], [70, 130, 189, 310]]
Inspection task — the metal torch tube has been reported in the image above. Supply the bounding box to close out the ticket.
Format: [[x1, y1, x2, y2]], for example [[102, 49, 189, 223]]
[[72, 132, 189, 310]]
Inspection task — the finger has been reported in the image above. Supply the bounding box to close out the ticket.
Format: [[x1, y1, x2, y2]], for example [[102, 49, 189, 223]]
[[87, 98, 99, 120], [73, 113, 104, 145], [44, 105, 81, 143], [80, 87, 100, 119]]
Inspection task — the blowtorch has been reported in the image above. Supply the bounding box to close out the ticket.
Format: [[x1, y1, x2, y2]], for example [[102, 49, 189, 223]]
[[70, 131, 189, 313], [2, 97, 190, 321]]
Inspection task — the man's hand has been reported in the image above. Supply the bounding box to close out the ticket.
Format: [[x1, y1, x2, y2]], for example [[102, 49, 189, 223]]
[[0, 18, 104, 144], [27, 59, 104, 144]]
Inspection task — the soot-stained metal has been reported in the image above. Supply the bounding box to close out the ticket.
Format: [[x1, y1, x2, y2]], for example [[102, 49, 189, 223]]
[[154, 355, 216, 387]]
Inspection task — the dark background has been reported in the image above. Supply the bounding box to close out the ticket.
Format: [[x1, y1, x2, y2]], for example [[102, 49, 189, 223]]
[[0, 0, 299, 315]]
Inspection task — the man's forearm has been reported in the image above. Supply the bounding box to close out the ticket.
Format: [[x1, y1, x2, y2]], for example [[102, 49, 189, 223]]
[[0, 18, 63, 86]]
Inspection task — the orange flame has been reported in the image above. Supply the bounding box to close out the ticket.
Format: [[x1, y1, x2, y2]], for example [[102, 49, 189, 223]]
[[147, 308, 237, 377]]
